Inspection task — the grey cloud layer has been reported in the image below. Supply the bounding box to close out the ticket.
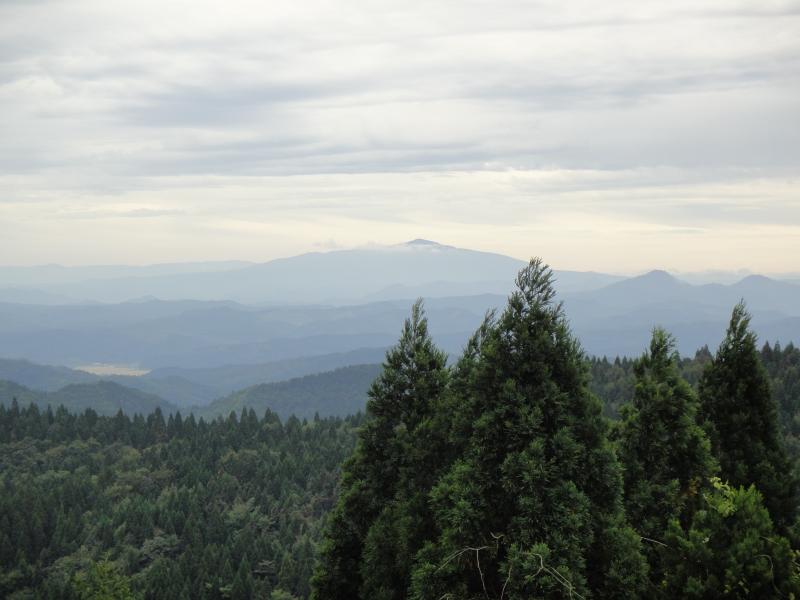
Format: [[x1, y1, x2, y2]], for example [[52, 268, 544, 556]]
[[0, 0, 798, 268]]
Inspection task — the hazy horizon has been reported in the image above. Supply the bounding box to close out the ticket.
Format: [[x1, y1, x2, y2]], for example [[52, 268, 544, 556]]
[[0, 238, 798, 280]]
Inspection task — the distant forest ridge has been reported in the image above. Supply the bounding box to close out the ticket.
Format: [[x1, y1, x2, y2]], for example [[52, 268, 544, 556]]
[[1, 249, 798, 373]]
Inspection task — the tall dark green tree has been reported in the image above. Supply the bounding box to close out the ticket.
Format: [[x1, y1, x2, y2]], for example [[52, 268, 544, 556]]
[[231, 557, 254, 600], [699, 303, 797, 531], [311, 300, 449, 600], [410, 259, 648, 599], [615, 328, 716, 587]]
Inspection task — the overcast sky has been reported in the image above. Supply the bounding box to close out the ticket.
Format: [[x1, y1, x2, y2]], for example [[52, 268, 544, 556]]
[[1, 0, 798, 272]]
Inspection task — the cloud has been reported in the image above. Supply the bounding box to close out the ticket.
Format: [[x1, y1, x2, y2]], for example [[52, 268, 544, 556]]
[[0, 0, 798, 270], [58, 207, 187, 219]]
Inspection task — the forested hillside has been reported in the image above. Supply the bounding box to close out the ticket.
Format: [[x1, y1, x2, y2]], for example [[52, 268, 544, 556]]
[[0, 359, 97, 391], [0, 349, 386, 409], [0, 365, 381, 422], [0, 380, 177, 417], [2, 259, 800, 598], [196, 365, 381, 421]]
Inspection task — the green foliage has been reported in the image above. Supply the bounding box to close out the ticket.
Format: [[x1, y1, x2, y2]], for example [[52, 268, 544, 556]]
[[231, 557, 254, 600], [0, 403, 360, 599], [73, 560, 135, 600], [590, 346, 713, 420], [311, 300, 449, 599], [699, 303, 797, 531], [590, 355, 637, 418], [311, 266, 800, 598], [592, 343, 800, 465], [407, 259, 648, 599], [615, 328, 716, 578], [661, 478, 800, 598]]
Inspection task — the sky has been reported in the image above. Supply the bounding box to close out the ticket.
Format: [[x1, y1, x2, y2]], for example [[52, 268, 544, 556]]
[[0, 0, 798, 272]]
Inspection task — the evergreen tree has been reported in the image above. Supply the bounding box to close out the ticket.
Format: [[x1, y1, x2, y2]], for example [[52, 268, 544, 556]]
[[231, 557, 254, 600], [410, 259, 648, 599], [661, 478, 800, 598], [311, 300, 449, 600], [616, 328, 716, 578], [699, 303, 797, 530]]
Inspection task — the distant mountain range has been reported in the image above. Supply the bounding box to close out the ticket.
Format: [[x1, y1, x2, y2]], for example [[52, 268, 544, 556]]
[[0, 240, 620, 304], [0, 272, 797, 371], [0, 241, 798, 412], [561, 270, 800, 356], [0, 297, 481, 370], [3, 241, 797, 306]]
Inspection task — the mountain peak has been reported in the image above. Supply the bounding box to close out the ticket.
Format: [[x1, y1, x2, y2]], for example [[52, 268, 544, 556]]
[[404, 239, 443, 246], [635, 269, 679, 283], [737, 274, 773, 285], [643, 269, 672, 277], [601, 269, 684, 293]]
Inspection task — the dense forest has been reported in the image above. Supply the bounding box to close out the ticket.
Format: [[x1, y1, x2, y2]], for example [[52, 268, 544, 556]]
[[2, 259, 800, 598], [591, 340, 800, 461], [0, 406, 360, 599]]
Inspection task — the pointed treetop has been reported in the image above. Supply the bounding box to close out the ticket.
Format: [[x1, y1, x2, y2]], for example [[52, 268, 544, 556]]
[[408, 298, 427, 338], [699, 300, 796, 531], [723, 301, 755, 350], [640, 327, 678, 375], [513, 257, 557, 308], [387, 298, 437, 364]]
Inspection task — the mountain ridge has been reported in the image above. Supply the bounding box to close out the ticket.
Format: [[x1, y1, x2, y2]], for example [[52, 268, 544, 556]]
[[1, 242, 615, 304], [0, 379, 178, 416]]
